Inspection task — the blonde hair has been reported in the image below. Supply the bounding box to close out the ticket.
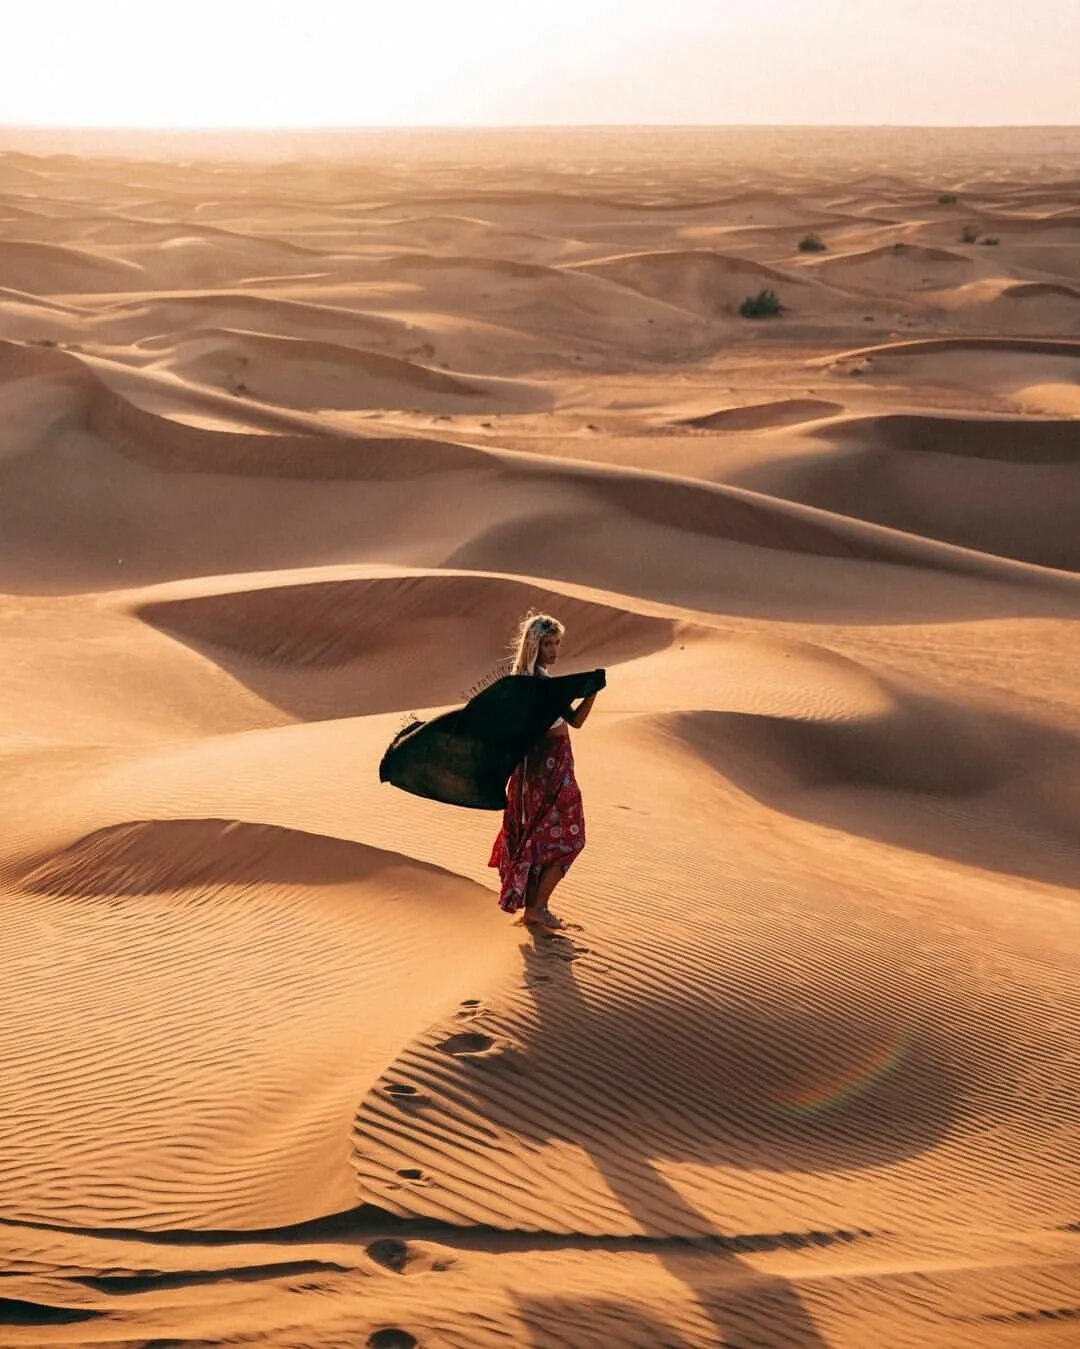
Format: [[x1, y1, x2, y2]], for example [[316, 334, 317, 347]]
[[508, 609, 565, 676]]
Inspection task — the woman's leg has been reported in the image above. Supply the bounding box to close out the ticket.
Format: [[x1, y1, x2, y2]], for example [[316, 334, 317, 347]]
[[535, 861, 564, 909], [522, 862, 564, 930], [527, 862, 566, 926]]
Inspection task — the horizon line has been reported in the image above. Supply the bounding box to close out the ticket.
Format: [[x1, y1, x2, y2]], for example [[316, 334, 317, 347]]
[[3, 121, 1080, 133]]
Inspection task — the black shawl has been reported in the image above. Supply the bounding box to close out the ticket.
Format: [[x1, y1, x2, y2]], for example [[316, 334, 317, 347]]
[[379, 669, 606, 810]]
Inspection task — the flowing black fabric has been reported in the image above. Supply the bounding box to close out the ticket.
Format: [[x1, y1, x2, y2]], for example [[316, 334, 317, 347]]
[[379, 669, 606, 810]]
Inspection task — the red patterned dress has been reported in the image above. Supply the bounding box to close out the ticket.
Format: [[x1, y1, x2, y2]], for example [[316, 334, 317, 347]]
[[487, 679, 586, 913]]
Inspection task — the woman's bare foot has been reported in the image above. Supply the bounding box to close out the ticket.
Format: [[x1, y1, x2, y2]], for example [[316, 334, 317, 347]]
[[518, 906, 561, 935]]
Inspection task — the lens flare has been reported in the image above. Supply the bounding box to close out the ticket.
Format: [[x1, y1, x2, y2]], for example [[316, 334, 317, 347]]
[[768, 1027, 915, 1117]]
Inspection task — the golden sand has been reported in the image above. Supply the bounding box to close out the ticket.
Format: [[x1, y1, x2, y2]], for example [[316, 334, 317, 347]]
[[0, 126, 1077, 1348]]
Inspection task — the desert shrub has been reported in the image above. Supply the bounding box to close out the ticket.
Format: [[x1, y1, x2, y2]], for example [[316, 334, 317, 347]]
[[740, 289, 782, 318], [960, 225, 979, 244], [981, 235, 1000, 245], [938, 193, 959, 205], [892, 242, 908, 254], [797, 232, 827, 253]]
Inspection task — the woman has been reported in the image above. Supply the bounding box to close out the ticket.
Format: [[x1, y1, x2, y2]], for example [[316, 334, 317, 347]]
[[487, 611, 599, 934]]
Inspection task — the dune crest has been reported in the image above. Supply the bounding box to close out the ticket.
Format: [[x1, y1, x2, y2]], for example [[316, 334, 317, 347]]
[[674, 397, 844, 430]]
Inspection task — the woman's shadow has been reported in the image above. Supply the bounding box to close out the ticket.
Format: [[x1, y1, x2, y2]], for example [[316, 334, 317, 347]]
[[509, 939, 843, 1348]]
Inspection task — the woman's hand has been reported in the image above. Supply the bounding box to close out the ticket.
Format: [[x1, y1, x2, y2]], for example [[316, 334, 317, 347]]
[[568, 690, 599, 729]]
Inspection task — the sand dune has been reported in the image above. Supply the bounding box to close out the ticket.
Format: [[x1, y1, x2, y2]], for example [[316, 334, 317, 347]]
[[0, 331, 87, 379], [801, 242, 975, 291], [107, 235, 337, 291], [138, 327, 553, 412], [1, 128, 1078, 1349], [674, 397, 844, 430], [353, 190, 766, 226], [0, 284, 88, 313], [0, 237, 145, 291], [975, 213, 1080, 239], [2, 332, 1075, 609], [817, 337, 1080, 414], [817, 335, 1080, 361], [133, 572, 696, 720], [656, 680, 1080, 885], [353, 213, 577, 264], [730, 409, 1080, 568], [6, 816, 518, 1231], [0, 290, 539, 378], [305, 251, 716, 359], [114, 289, 411, 343], [97, 389, 490, 479], [0, 211, 327, 255], [821, 410, 1080, 463], [0, 335, 491, 475], [909, 278, 1080, 335], [568, 248, 807, 316], [982, 242, 1080, 283], [677, 219, 896, 256], [1004, 280, 1080, 301]]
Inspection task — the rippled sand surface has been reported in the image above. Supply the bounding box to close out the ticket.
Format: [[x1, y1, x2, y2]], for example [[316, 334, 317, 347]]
[[1, 126, 1078, 1348]]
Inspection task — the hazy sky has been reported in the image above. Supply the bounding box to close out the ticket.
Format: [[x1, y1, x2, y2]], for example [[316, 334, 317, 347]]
[[5, 0, 1078, 128]]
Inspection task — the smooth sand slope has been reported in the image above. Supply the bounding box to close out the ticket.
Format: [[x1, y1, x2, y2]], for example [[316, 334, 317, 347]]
[[0, 127, 1078, 1349]]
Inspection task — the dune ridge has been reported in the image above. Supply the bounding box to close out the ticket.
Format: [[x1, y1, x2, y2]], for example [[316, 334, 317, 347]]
[[731, 411, 1080, 569], [0, 337, 489, 479], [0, 238, 146, 290], [812, 334, 1080, 363], [143, 327, 553, 412], [1002, 280, 1080, 301], [134, 573, 691, 674], [810, 242, 973, 267], [818, 411, 1080, 463], [674, 397, 845, 430], [93, 383, 489, 478]]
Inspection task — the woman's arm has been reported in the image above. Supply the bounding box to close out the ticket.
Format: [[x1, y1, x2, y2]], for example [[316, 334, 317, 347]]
[[565, 690, 598, 730]]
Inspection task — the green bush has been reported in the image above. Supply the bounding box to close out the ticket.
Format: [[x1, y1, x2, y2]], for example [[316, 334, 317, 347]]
[[938, 193, 959, 205], [892, 242, 908, 254], [740, 288, 783, 318], [981, 235, 1000, 246], [960, 224, 979, 244], [797, 232, 827, 253]]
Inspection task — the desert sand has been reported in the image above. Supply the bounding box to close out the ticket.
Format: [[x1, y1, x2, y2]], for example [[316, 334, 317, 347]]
[[0, 125, 1078, 1348]]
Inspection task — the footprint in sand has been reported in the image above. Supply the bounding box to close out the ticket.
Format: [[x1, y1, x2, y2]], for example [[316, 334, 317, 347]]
[[391, 1166, 433, 1191], [382, 1083, 433, 1109], [366, 1238, 409, 1273], [435, 1029, 527, 1074], [435, 1030, 495, 1056], [367, 1237, 455, 1278], [368, 1331, 417, 1349]]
